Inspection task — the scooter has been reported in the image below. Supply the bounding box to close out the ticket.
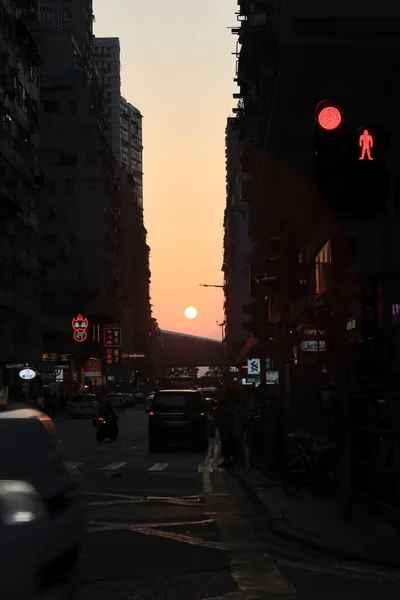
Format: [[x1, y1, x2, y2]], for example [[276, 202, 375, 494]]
[[95, 416, 119, 442]]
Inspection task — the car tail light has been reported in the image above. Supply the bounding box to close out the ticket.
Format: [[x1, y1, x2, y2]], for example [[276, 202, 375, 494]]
[[149, 411, 154, 416]]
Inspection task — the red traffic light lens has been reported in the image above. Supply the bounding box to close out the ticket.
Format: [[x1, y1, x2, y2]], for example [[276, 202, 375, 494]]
[[317, 106, 342, 130]]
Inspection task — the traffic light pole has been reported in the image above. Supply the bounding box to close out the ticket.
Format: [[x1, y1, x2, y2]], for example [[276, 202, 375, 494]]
[[332, 234, 352, 521], [382, 153, 396, 391], [259, 297, 267, 388]]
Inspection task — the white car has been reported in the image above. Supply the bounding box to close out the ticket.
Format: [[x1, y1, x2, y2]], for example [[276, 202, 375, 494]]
[[0, 406, 84, 599]]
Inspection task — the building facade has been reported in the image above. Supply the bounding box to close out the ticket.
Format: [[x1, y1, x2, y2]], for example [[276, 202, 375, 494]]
[[39, 2, 122, 357], [0, 0, 43, 376], [223, 117, 253, 362], [230, 0, 400, 510], [93, 37, 121, 163], [120, 97, 143, 208], [94, 39, 149, 376]]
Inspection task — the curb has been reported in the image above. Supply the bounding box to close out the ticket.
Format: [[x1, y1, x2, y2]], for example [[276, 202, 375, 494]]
[[231, 468, 400, 568]]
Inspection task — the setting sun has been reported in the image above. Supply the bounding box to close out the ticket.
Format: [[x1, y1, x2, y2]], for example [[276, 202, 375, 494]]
[[184, 306, 198, 320]]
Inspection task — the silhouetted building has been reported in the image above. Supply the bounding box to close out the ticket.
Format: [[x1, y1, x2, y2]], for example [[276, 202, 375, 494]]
[[39, 0, 122, 355], [223, 117, 253, 362], [0, 0, 43, 369]]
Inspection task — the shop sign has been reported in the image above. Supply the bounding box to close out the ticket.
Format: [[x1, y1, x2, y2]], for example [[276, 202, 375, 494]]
[[72, 314, 89, 342], [19, 368, 36, 380], [300, 340, 326, 352]]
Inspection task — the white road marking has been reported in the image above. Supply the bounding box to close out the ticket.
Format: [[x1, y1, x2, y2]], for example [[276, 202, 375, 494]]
[[98, 462, 126, 471], [68, 461, 83, 469], [198, 463, 214, 473], [86, 493, 200, 506], [148, 462, 168, 471], [86, 519, 224, 549], [202, 442, 214, 493]]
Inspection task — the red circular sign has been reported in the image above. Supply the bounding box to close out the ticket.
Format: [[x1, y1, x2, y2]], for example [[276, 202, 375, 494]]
[[317, 106, 341, 130], [73, 330, 87, 343]]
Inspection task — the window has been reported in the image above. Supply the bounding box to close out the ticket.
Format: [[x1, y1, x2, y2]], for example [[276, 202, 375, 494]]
[[44, 233, 57, 244], [48, 153, 60, 166], [153, 393, 203, 413], [46, 179, 56, 193], [86, 152, 96, 165], [15, 81, 27, 112], [65, 178, 75, 193], [80, 125, 91, 137], [43, 100, 61, 113], [87, 179, 97, 191], [69, 100, 77, 114], [40, 10, 55, 21]]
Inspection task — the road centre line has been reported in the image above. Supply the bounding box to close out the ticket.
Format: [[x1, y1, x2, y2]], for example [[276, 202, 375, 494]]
[[99, 461, 126, 471], [148, 462, 168, 471]]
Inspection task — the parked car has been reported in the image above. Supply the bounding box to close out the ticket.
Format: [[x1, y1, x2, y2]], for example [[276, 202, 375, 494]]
[[145, 392, 155, 413], [0, 405, 84, 598], [68, 393, 96, 418], [121, 393, 136, 408], [107, 394, 125, 413], [148, 389, 209, 452], [135, 392, 146, 404]]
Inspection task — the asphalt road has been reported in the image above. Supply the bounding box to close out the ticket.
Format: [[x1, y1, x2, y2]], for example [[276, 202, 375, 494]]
[[56, 408, 400, 600]]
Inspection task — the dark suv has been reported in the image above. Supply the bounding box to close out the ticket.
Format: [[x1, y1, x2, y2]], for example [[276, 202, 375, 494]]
[[148, 389, 208, 452]]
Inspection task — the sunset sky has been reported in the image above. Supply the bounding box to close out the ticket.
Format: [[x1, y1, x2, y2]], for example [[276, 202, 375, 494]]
[[94, 1, 237, 340]]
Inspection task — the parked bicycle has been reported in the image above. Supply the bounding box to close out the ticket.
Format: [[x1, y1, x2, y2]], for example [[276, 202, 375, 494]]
[[282, 431, 338, 497]]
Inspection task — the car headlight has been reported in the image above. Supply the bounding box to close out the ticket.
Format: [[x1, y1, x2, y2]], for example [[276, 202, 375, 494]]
[[0, 480, 47, 525]]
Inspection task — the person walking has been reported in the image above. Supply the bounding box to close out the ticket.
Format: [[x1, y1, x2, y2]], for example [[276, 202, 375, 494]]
[[216, 386, 237, 467], [37, 394, 45, 412]]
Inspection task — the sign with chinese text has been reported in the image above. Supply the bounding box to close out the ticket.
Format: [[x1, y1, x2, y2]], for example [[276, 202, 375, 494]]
[[121, 352, 146, 359], [72, 314, 88, 343], [104, 327, 122, 347]]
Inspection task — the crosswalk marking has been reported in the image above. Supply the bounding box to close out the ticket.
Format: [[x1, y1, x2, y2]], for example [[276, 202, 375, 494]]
[[198, 464, 214, 473], [99, 461, 126, 471], [148, 462, 168, 471], [68, 461, 83, 469]]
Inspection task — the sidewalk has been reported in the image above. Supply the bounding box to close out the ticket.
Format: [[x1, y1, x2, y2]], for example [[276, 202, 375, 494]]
[[232, 465, 400, 566]]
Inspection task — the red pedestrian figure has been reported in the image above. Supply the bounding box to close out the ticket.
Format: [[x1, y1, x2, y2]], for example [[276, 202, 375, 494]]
[[359, 129, 374, 161]]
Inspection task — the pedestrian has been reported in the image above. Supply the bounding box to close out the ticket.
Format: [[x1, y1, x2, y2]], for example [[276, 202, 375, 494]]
[[232, 389, 248, 466], [50, 392, 58, 417], [37, 394, 45, 412], [216, 386, 237, 467]]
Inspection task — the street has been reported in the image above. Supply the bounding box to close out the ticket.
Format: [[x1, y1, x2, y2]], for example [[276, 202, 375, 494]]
[[56, 408, 400, 600]]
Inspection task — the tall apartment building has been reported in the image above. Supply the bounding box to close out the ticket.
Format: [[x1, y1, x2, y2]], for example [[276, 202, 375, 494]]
[[223, 117, 253, 362], [120, 97, 143, 208], [39, 1, 122, 355], [93, 38, 121, 163], [0, 0, 43, 375], [94, 38, 150, 372]]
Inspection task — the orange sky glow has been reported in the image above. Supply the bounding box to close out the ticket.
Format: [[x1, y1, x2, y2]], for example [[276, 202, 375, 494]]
[[94, 0, 237, 340]]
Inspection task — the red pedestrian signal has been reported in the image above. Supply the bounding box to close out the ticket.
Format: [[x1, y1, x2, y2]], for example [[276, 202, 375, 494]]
[[317, 105, 342, 130], [359, 129, 374, 161]]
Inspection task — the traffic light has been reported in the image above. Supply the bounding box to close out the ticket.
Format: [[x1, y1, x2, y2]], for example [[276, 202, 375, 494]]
[[242, 301, 264, 336], [344, 121, 390, 219], [314, 98, 391, 219], [314, 99, 347, 170]]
